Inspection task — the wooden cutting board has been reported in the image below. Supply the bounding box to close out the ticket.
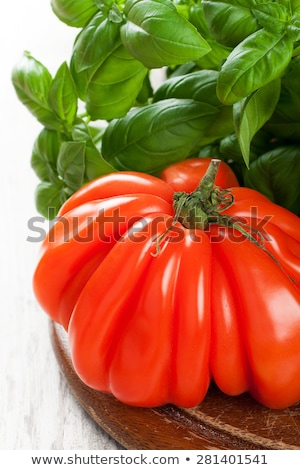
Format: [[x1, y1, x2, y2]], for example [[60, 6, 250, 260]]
[[49, 320, 300, 450]]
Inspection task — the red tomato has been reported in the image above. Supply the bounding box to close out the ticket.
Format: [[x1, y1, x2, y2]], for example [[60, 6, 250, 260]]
[[33, 161, 300, 409], [160, 157, 239, 192]]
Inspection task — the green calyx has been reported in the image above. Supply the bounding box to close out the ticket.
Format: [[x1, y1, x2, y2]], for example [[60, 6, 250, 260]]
[[171, 158, 296, 283], [173, 159, 233, 230]]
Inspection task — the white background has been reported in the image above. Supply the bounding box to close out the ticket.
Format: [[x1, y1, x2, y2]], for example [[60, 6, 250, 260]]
[[0, 0, 120, 449]]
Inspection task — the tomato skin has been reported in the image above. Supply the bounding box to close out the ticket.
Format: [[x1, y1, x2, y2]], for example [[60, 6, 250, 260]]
[[209, 225, 300, 409], [69, 216, 212, 407], [160, 158, 239, 192], [224, 196, 300, 242], [210, 249, 249, 396], [33, 194, 174, 329], [33, 164, 300, 409], [59, 171, 174, 216]]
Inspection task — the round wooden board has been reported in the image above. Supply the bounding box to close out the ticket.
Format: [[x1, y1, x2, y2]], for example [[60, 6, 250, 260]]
[[49, 320, 300, 450]]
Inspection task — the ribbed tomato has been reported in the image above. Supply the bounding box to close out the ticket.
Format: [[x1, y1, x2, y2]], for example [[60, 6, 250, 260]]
[[33, 160, 300, 409]]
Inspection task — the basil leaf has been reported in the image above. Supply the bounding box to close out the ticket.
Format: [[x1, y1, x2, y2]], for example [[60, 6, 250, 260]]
[[70, 9, 123, 100], [71, 10, 123, 73], [101, 98, 219, 173], [217, 30, 293, 105], [291, 0, 300, 14], [86, 44, 148, 120], [72, 119, 116, 180], [219, 130, 272, 164], [35, 181, 66, 219], [11, 52, 61, 130], [201, 106, 234, 146], [189, 3, 212, 38], [166, 62, 199, 79], [70, 53, 98, 101], [233, 79, 281, 167], [243, 145, 300, 216], [287, 13, 300, 41], [50, 0, 98, 27], [198, 143, 223, 159], [48, 62, 78, 131], [195, 39, 231, 70], [252, 2, 291, 34], [120, 0, 211, 68], [188, 3, 231, 69], [153, 70, 234, 144], [264, 56, 300, 139], [219, 133, 248, 164], [271, 54, 300, 105], [265, 120, 300, 140], [31, 129, 65, 183], [136, 73, 154, 104], [202, 0, 260, 47], [94, 0, 117, 9], [57, 141, 85, 192], [153, 70, 221, 107]]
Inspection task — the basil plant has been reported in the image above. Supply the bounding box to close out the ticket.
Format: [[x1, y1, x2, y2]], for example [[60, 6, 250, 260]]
[[12, 0, 300, 217]]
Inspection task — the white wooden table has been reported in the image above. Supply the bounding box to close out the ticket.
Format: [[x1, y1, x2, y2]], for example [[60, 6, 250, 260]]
[[1, 0, 121, 450]]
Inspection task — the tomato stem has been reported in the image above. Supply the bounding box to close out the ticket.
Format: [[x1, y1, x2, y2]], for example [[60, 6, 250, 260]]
[[173, 159, 225, 230], [154, 161, 297, 281], [153, 159, 226, 255], [195, 158, 221, 198]]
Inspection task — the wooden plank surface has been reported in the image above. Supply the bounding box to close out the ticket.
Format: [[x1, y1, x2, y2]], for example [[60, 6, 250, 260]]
[[50, 321, 300, 451]]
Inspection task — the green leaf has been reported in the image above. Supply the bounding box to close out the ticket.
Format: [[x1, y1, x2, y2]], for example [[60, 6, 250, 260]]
[[86, 44, 148, 120], [11, 52, 61, 130], [219, 129, 272, 164], [72, 119, 116, 180], [280, 54, 300, 101], [264, 120, 300, 140], [217, 29, 293, 105], [198, 143, 223, 159], [202, 0, 260, 47], [120, 0, 211, 68], [188, 3, 232, 69], [50, 0, 98, 27], [57, 141, 85, 192], [200, 105, 234, 146], [243, 145, 300, 215], [264, 55, 300, 138], [136, 73, 154, 104], [70, 9, 123, 100], [153, 70, 221, 106], [287, 13, 300, 41], [219, 133, 247, 163], [252, 2, 291, 34], [233, 79, 281, 167], [34, 181, 66, 219], [31, 129, 65, 183], [70, 53, 98, 101], [94, 0, 114, 9], [48, 62, 78, 131], [71, 11, 123, 73], [195, 39, 231, 70], [101, 98, 219, 173], [189, 3, 212, 38], [153, 70, 234, 144], [108, 3, 124, 23], [291, 0, 300, 14]]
